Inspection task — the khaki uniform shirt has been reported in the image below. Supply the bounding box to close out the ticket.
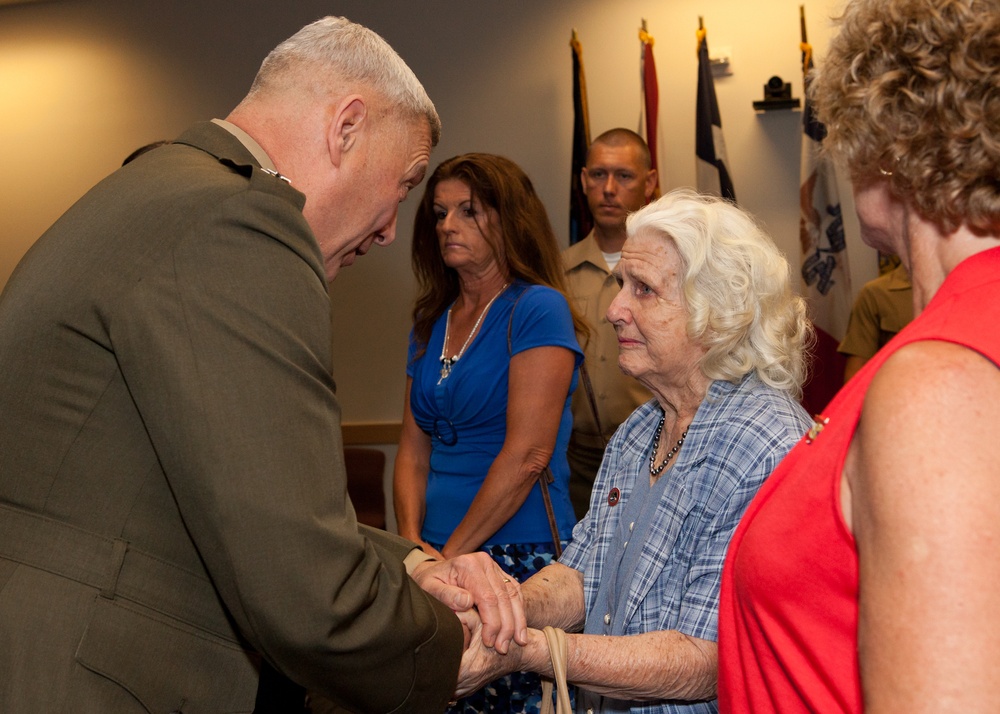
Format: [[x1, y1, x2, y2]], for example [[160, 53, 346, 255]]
[[838, 263, 914, 361], [563, 234, 651, 447]]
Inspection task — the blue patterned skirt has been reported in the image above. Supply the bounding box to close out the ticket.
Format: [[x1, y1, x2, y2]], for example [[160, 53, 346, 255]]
[[429, 541, 567, 714]]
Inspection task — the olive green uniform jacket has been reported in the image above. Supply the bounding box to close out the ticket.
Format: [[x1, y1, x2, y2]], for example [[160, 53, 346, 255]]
[[0, 122, 461, 713]]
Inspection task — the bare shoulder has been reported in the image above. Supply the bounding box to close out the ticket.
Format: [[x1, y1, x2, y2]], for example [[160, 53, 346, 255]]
[[863, 339, 1000, 437], [852, 338, 1000, 528]]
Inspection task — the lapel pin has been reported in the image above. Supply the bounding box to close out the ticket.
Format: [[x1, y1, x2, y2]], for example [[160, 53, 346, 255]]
[[805, 415, 829, 444]]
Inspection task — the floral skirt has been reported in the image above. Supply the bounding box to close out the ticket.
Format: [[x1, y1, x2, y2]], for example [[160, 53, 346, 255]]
[[429, 541, 567, 714]]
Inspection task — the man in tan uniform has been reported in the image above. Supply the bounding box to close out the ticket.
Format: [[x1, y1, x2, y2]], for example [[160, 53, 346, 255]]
[[838, 262, 914, 382], [563, 129, 656, 518]]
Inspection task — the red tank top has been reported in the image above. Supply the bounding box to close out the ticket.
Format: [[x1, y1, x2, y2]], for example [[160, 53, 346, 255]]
[[717, 246, 1000, 713]]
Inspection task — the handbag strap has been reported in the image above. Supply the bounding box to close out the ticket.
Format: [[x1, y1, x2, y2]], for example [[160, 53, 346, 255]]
[[538, 467, 563, 559], [578, 360, 607, 448], [507, 285, 564, 558], [540, 626, 572, 714]]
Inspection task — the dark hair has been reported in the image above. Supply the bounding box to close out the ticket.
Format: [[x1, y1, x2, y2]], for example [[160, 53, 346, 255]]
[[411, 153, 587, 354]]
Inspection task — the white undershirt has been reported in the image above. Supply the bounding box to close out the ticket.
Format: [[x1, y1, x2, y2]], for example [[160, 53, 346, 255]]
[[602, 250, 622, 272]]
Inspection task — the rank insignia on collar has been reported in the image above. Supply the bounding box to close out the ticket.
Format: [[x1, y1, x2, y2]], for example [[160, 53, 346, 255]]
[[261, 167, 291, 184]]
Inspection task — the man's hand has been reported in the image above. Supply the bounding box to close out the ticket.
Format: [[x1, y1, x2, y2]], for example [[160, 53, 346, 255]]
[[412, 552, 527, 653]]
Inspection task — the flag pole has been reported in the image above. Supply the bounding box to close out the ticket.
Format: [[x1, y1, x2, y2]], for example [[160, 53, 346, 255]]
[[694, 15, 735, 201], [638, 17, 661, 197], [569, 27, 592, 244]]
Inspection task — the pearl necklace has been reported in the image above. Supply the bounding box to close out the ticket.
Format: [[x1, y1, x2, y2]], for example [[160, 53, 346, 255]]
[[439, 283, 508, 383], [649, 415, 687, 477]]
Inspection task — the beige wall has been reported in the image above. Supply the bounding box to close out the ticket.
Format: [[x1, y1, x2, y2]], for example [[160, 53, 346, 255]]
[[0, 0, 871, 427]]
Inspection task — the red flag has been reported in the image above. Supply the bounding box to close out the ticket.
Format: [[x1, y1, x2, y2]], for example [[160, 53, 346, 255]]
[[569, 30, 592, 244], [798, 17, 851, 415], [639, 22, 661, 197]]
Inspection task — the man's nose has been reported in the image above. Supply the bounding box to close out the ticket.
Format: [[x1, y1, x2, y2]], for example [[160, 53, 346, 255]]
[[376, 213, 399, 246]]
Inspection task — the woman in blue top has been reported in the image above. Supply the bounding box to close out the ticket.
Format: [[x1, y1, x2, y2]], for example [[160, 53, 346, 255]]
[[395, 153, 585, 713]]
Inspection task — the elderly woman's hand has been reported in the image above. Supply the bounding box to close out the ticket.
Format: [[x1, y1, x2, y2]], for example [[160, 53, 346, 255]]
[[455, 614, 526, 697]]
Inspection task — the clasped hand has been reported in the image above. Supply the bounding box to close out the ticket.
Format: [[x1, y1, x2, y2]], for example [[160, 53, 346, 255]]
[[411, 551, 526, 653]]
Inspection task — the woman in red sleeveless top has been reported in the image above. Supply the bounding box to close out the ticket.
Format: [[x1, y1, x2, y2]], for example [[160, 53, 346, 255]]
[[718, 1, 1000, 712]]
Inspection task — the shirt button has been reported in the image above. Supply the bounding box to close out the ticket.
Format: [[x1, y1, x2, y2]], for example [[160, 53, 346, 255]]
[[604, 613, 611, 625], [623, 540, 628, 548], [629, 521, 635, 531]]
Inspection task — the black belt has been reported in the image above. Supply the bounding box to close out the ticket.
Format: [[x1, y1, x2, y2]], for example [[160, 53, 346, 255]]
[[0, 503, 242, 642]]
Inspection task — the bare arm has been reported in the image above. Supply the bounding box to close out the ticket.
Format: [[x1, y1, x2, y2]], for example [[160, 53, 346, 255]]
[[521, 562, 586, 632], [441, 345, 575, 558], [458, 622, 716, 702], [458, 561, 716, 701], [845, 341, 1000, 712], [392, 377, 443, 558]]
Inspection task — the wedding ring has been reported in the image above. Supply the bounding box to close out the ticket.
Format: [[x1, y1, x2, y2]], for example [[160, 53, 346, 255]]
[[502, 578, 511, 583]]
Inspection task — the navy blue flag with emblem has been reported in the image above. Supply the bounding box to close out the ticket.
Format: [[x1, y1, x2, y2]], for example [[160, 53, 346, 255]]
[[695, 26, 735, 201]]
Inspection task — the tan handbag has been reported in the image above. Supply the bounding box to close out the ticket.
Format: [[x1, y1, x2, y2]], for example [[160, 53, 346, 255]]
[[539, 626, 572, 714]]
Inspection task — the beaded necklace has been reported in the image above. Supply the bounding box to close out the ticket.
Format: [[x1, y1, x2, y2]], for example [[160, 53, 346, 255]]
[[649, 414, 687, 477], [438, 283, 508, 383]]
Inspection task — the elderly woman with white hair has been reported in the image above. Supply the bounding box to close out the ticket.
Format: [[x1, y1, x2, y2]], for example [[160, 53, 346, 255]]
[[455, 188, 812, 713]]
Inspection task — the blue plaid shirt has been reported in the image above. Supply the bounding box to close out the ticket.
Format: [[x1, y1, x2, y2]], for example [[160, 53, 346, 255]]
[[560, 373, 810, 714]]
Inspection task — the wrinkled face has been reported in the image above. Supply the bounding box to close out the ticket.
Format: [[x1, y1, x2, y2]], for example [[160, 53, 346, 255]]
[[315, 118, 432, 281], [581, 142, 655, 233], [433, 178, 502, 277], [607, 229, 706, 395]]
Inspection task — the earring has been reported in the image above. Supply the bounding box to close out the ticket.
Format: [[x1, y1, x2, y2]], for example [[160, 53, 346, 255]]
[[878, 156, 899, 177]]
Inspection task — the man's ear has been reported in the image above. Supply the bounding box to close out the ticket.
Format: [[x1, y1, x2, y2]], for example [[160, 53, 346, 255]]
[[644, 168, 658, 202], [327, 95, 367, 168]]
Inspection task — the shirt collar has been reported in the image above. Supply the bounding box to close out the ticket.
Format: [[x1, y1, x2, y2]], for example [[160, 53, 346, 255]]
[[210, 118, 277, 173]]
